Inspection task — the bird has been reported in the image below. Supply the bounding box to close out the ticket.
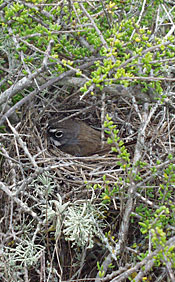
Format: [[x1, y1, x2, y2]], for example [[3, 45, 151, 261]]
[[47, 118, 111, 157]]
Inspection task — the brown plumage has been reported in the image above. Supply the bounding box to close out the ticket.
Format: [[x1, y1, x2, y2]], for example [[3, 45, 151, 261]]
[[47, 118, 111, 156]]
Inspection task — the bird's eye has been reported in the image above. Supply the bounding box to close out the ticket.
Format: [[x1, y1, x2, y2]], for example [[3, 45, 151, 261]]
[[55, 131, 63, 138]]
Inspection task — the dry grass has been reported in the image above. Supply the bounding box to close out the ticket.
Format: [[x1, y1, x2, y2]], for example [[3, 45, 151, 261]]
[[0, 89, 175, 281]]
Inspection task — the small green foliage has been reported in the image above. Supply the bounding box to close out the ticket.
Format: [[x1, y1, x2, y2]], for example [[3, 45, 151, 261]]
[[76, 69, 82, 76], [139, 206, 171, 237], [168, 154, 173, 160], [0, 125, 6, 133], [12, 93, 23, 104], [135, 160, 148, 168], [104, 115, 130, 164], [97, 261, 105, 278], [93, 183, 102, 190]]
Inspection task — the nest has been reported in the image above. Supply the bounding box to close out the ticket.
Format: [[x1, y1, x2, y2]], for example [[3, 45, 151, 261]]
[[0, 86, 175, 281]]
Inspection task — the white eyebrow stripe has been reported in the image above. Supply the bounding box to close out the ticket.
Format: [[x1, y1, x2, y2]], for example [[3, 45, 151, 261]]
[[49, 129, 58, 133]]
